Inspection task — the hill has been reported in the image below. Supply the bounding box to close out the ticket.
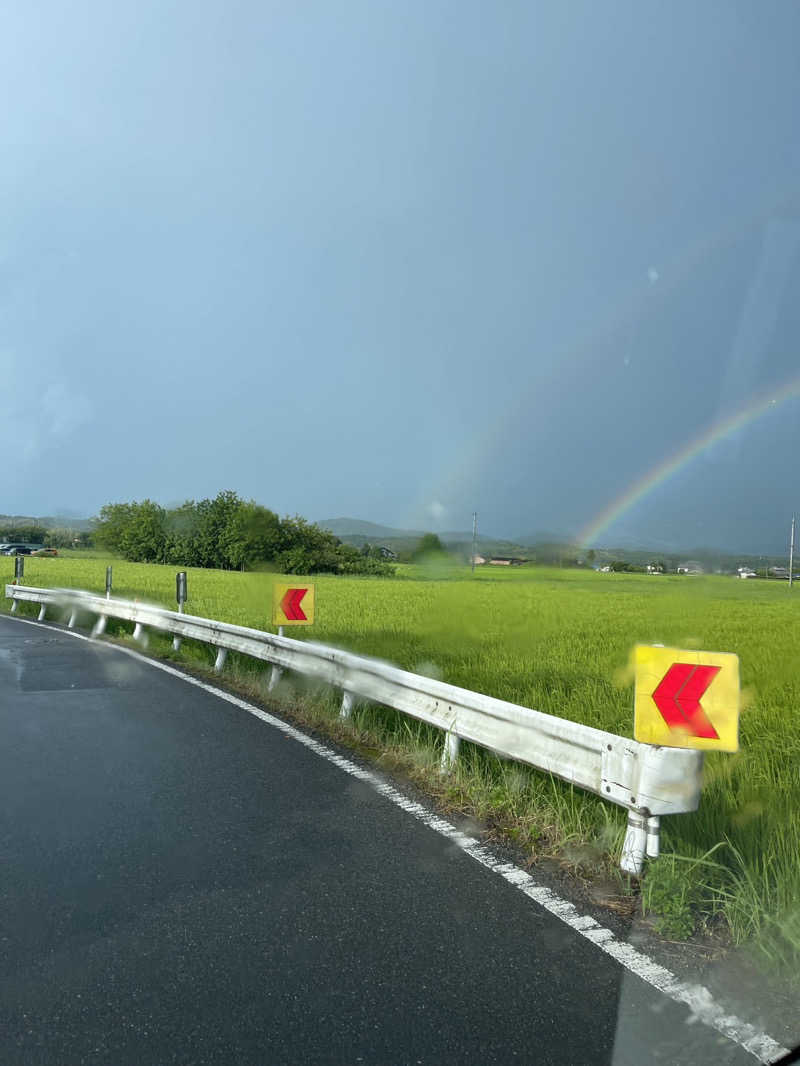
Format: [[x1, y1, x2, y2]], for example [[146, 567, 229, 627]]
[[317, 517, 533, 560], [317, 518, 423, 540], [0, 514, 92, 531]]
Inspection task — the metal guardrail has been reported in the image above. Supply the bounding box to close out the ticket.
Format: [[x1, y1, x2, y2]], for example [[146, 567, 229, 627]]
[[6, 582, 705, 875]]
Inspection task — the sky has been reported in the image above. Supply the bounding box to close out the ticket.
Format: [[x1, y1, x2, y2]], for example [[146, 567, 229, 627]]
[[2, 1, 800, 553]]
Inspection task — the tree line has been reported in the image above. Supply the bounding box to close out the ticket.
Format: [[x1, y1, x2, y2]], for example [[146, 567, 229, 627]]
[[93, 491, 396, 575], [0, 524, 92, 549]]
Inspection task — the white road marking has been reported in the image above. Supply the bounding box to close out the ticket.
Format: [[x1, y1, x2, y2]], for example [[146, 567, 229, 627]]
[[5, 613, 789, 1063]]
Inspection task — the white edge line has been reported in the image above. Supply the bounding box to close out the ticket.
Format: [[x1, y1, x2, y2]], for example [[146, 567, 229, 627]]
[[5, 613, 789, 1064]]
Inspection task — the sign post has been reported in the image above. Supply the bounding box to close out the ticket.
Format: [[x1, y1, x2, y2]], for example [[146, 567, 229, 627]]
[[634, 644, 740, 752], [268, 583, 315, 693]]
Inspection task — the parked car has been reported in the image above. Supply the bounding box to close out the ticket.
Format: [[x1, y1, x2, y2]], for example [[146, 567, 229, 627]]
[[31, 547, 58, 557], [2, 544, 42, 555]]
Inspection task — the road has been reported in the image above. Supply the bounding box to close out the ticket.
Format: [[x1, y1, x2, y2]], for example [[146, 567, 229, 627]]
[[0, 614, 764, 1065]]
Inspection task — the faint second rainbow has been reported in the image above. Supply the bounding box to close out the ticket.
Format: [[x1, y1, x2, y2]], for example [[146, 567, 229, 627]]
[[578, 374, 800, 548]]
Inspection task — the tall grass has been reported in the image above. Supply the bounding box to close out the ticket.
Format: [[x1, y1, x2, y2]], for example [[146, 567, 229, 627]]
[[8, 553, 800, 970]]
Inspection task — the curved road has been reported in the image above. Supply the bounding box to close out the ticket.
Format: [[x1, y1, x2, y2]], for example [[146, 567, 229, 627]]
[[0, 615, 762, 1064]]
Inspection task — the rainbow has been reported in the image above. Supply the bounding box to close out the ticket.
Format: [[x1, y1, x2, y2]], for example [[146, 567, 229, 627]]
[[578, 374, 800, 547]]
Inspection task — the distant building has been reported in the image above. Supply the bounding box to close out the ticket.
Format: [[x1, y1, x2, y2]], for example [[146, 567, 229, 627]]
[[677, 561, 704, 575], [737, 567, 757, 579], [646, 564, 664, 574], [470, 554, 486, 566], [378, 546, 397, 560], [488, 557, 526, 566]]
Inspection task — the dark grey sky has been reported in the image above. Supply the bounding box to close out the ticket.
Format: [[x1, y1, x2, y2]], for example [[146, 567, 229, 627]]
[[3, 1, 799, 551]]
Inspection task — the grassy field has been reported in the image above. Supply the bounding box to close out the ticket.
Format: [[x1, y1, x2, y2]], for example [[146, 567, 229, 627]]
[[6, 552, 800, 969]]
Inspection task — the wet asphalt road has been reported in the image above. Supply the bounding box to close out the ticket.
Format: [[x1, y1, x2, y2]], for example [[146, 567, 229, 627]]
[[0, 615, 756, 1065]]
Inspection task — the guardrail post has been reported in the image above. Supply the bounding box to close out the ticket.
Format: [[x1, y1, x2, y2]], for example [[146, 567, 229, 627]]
[[214, 648, 227, 673], [173, 572, 187, 650], [340, 691, 354, 719], [91, 615, 107, 637], [105, 566, 112, 600], [10, 597, 17, 613], [37, 604, 46, 621], [68, 609, 78, 629], [646, 815, 660, 859], [440, 731, 460, 773], [620, 811, 648, 875], [133, 622, 144, 642], [267, 625, 284, 692]]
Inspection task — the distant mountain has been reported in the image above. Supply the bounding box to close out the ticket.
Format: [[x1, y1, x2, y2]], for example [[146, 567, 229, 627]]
[[317, 517, 537, 559], [317, 518, 424, 539], [0, 513, 92, 531], [319, 517, 519, 547], [515, 529, 576, 547]]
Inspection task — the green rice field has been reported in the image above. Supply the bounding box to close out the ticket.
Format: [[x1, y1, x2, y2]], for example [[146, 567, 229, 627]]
[[6, 552, 800, 968]]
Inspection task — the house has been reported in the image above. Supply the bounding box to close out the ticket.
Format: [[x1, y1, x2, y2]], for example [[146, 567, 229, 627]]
[[488, 557, 526, 566], [470, 554, 486, 566], [677, 561, 704, 575], [737, 567, 757, 579]]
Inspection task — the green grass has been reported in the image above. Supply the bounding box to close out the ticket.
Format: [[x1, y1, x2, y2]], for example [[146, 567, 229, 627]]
[[7, 552, 800, 971]]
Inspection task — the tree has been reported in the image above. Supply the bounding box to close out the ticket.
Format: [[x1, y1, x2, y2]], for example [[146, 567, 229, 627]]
[[413, 532, 445, 559], [94, 500, 166, 561], [44, 526, 91, 549], [219, 502, 281, 570], [587, 549, 596, 566], [120, 500, 167, 562], [92, 491, 396, 575], [193, 490, 244, 569], [94, 503, 137, 553], [163, 500, 202, 566], [0, 524, 48, 544]]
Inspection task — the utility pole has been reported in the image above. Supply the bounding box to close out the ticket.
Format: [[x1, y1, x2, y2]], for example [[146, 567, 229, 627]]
[[790, 514, 795, 589], [471, 511, 478, 574]]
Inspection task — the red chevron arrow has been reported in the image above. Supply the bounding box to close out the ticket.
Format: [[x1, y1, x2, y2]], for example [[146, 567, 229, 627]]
[[280, 587, 307, 621], [652, 663, 721, 739]]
